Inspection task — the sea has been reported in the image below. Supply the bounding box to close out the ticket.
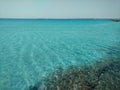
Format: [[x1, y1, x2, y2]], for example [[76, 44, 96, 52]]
[[0, 19, 120, 90]]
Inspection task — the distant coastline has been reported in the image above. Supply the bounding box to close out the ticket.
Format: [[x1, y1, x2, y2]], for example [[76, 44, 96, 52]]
[[0, 18, 120, 22], [111, 19, 120, 22]]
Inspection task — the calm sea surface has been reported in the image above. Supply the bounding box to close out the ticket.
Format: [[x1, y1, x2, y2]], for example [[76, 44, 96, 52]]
[[0, 19, 120, 90]]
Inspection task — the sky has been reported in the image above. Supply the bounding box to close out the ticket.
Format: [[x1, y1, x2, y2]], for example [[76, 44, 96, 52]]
[[0, 0, 120, 18]]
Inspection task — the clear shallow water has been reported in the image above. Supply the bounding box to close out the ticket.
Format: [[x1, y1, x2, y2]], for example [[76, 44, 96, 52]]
[[0, 19, 120, 90]]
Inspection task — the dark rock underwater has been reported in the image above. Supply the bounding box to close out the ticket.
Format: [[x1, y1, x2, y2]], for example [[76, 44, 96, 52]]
[[27, 44, 120, 90]]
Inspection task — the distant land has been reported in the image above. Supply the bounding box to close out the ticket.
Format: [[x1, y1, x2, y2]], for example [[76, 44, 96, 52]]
[[111, 19, 120, 22]]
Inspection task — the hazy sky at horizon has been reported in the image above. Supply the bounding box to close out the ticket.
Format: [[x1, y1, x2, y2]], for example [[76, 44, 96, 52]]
[[0, 0, 120, 18]]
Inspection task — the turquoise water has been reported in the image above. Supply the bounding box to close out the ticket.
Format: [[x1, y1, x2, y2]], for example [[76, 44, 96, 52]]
[[0, 19, 120, 90]]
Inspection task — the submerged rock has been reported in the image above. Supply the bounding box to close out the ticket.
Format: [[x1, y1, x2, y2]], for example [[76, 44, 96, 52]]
[[28, 44, 120, 90], [28, 56, 120, 90]]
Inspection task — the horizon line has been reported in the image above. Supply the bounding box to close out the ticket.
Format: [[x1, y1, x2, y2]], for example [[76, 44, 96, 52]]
[[0, 18, 120, 20]]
